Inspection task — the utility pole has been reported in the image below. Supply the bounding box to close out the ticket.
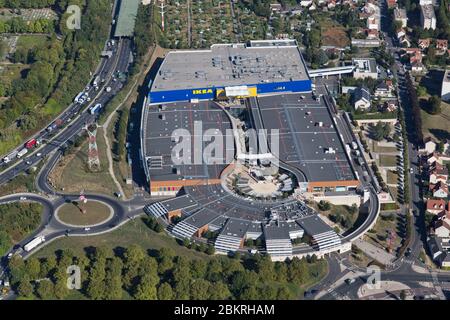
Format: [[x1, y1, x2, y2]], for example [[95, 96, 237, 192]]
[[84, 123, 101, 171], [159, 0, 165, 32]]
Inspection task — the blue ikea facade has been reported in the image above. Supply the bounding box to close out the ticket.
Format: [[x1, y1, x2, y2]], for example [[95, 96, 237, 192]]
[[148, 79, 312, 104]]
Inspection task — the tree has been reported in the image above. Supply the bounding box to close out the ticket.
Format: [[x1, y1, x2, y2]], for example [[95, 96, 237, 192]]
[[36, 279, 54, 300], [157, 282, 174, 300], [189, 279, 211, 300], [437, 141, 445, 153], [276, 285, 293, 299], [0, 230, 11, 257], [372, 121, 385, 141], [318, 200, 331, 211], [17, 278, 33, 298], [428, 95, 441, 115], [207, 281, 231, 300], [26, 257, 41, 279], [134, 273, 159, 300]]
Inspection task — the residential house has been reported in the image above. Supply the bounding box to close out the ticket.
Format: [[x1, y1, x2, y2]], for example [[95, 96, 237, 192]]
[[411, 61, 425, 73], [300, 0, 313, 6], [432, 214, 450, 238], [387, 0, 397, 8], [419, 0, 433, 4], [362, 2, 381, 31], [383, 100, 398, 112], [436, 39, 449, 55], [420, 4, 437, 30], [420, 138, 437, 155], [429, 162, 449, 184], [367, 29, 379, 39], [426, 199, 447, 215], [374, 82, 392, 97], [270, 3, 282, 12], [427, 152, 450, 165], [353, 86, 371, 110], [430, 181, 449, 198], [327, 0, 337, 9], [418, 38, 431, 50]]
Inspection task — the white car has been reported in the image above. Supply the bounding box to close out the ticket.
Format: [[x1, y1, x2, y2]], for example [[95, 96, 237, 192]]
[[84, 227, 91, 231], [36, 153, 42, 157], [19, 196, 27, 201]]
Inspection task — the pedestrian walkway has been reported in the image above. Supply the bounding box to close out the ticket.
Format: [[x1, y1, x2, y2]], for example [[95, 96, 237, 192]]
[[354, 239, 396, 265]]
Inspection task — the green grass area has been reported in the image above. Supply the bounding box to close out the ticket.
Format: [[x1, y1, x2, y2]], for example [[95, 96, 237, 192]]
[[16, 35, 49, 52], [388, 186, 398, 203], [51, 128, 116, 196], [0, 202, 43, 256], [33, 218, 212, 261], [379, 155, 397, 167], [365, 213, 401, 253], [421, 102, 450, 141], [314, 202, 359, 232], [386, 170, 398, 185], [0, 63, 29, 88], [56, 201, 111, 226], [0, 162, 41, 196], [373, 144, 398, 153], [0, 130, 24, 156]]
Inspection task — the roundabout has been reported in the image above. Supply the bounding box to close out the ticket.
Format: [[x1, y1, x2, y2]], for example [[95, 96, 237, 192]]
[[55, 200, 114, 227]]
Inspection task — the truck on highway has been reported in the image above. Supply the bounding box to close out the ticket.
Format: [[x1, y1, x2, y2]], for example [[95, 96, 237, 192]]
[[25, 139, 37, 149], [89, 103, 102, 115], [92, 76, 101, 88], [17, 148, 28, 159], [2, 150, 18, 164], [24, 236, 45, 252], [74, 92, 84, 103]]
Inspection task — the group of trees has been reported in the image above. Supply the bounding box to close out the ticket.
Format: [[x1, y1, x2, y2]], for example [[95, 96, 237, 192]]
[[0, 0, 56, 7], [404, 72, 424, 146], [133, 3, 154, 69], [113, 108, 128, 162], [8, 244, 326, 300], [0, 38, 65, 130], [0, 18, 54, 34], [0, 203, 42, 257], [0, 0, 112, 153], [371, 121, 392, 141]]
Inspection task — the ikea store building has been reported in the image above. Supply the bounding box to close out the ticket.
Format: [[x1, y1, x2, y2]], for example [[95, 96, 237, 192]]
[[148, 40, 312, 104]]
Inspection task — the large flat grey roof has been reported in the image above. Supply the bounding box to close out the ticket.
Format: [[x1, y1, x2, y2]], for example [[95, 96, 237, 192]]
[[251, 93, 355, 182], [114, 0, 140, 37], [297, 215, 333, 236], [151, 40, 310, 92], [143, 100, 232, 182], [263, 221, 302, 240]]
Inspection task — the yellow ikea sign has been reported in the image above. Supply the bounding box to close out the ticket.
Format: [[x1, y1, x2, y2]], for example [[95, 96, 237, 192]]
[[192, 89, 213, 95]]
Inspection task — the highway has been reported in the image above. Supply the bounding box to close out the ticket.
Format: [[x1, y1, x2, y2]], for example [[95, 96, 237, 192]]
[[0, 36, 132, 187]]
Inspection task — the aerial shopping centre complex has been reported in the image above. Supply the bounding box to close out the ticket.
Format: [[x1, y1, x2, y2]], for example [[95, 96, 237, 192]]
[[140, 39, 375, 260]]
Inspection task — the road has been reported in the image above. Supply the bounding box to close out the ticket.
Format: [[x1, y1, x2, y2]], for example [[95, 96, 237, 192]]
[[0, 35, 132, 187]]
